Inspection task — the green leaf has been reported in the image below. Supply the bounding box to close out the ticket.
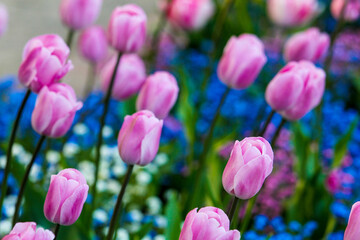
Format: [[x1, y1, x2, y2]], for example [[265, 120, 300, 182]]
[[165, 191, 182, 240], [332, 117, 359, 168]]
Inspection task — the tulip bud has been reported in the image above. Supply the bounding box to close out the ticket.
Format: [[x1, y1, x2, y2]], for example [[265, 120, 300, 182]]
[[136, 71, 179, 119], [2, 222, 54, 240], [166, 0, 214, 30], [31, 83, 83, 138], [0, 4, 8, 37], [100, 54, 146, 101], [108, 4, 147, 53], [331, 0, 360, 22], [267, 0, 318, 27], [284, 28, 330, 63], [60, 0, 102, 30], [217, 34, 267, 90], [118, 110, 163, 166], [265, 61, 326, 121], [222, 137, 274, 199], [179, 207, 241, 240], [78, 25, 108, 63], [18, 34, 73, 93], [344, 201, 360, 240], [44, 169, 89, 226]]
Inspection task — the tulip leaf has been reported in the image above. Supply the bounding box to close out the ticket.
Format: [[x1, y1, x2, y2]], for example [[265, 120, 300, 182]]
[[332, 117, 359, 168], [165, 191, 182, 240]]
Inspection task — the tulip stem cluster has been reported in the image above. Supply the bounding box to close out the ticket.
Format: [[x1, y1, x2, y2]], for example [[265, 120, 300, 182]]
[[257, 110, 275, 136], [270, 118, 287, 146], [227, 197, 240, 224], [53, 224, 60, 240], [12, 135, 46, 226], [0, 89, 31, 214], [240, 194, 258, 233], [106, 164, 134, 240]]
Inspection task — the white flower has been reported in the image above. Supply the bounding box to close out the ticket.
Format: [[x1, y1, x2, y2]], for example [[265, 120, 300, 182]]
[[63, 142, 80, 157], [93, 209, 108, 224], [136, 171, 152, 185], [146, 197, 162, 215], [73, 123, 88, 136], [46, 150, 60, 164], [116, 229, 129, 240]]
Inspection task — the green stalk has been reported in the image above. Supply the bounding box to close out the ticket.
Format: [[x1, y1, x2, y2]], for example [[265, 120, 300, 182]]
[[66, 29, 75, 49], [240, 195, 257, 233]]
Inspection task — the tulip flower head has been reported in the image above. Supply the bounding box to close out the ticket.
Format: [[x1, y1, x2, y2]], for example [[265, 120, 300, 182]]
[[2, 222, 54, 240], [0, 4, 8, 37], [344, 201, 360, 240], [331, 0, 360, 22], [78, 25, 108, 63]]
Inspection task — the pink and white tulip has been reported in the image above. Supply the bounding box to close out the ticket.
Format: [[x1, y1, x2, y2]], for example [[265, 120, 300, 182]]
[[0, 4, 8, 37], [60, 0, 102, 30], [2, 222, 54, 240], [222, 137, 274, 199], [100, 54, 146, 101], [344, 201, 360, 240], [31, 83, 83, 138], [44, 169, 89, 226], [217, 34, 267, 89], [331, 0, 360, 22], [265, 61, 326, 121], [108, 4, 147, 53], [136, 71, 179, 119], [179, 207, 241, 240], [284, 28, 330, 63], [18, 34, 73, 93], [78, 25, 108, 63], [118, 110, 163, 166]]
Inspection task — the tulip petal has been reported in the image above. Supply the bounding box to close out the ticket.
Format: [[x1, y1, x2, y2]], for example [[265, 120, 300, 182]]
[[139, 120, 163, 165], [59, 184, 88, 225]]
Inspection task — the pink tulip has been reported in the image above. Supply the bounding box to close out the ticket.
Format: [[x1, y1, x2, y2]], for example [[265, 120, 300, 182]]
[[265, 61, 326, 121], [18, 34, 73, 93], [0, 4, 8, 37], [2, 222, 54, 240], [108, 4, 147, 53], [44, 169, 89, 226], [222, 137, 274, 199], [267, 0, 318, 27], [166, 0, 214, 30], [344, 201, 360, 240], [284, 28, 330, 63], [118, 110, 163, 166], [31, 83, 83, 138], [331, 0, 360, 22], [217, 34, 267, 90], [60, 0, 102, 30], [179, 207, 241, 240], [78, 25, 108, 63], [136, 71, 179, 119], [100, 54, 146, 101]]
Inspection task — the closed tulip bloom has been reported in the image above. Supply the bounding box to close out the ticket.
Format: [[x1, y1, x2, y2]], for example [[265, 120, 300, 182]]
[[136, 71, 179, 119], [108, 4, 147, 53], [331, 0, 360, 22], [0, 4, 8, 37], [31, 83, 83, 138], [265, 61, 326, 121], [284, 28, 330, 63], [3, 222, 54, 240], [344, 201, 360, 240], [44, 169, 89, 226], [179, 207, 241, 240], [78, 25, 108, 63], [217, 34, 267, 90], [60, 0, 102, 30], [100, 54, 146, 101], [18, 34, 73, 93], [167, 0, 214, 30], [267, 0, 318, 27], [222, 137, 274, 199], [118, 110, 163, 166]]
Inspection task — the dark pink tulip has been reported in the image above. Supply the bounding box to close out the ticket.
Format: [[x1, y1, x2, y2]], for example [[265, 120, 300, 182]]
[[344, 201, 360, 240], [118, 110, 163, 166], [179, 207, 241, 240], [100, 54, 146, 101], [217, 34, 267, 90], [136, 71, 179, 119], [284, 28, 330, 63], [108, 4, 147, 53], [331, 0, 360, 22], [167, 0, 214, 30], [265, 61, 326, 121], [18, 34, 73, 93], [267, 0, 318, 27], [0, 4, 8, 37], [222, 137, 274, 199], [78, 25, 108, 63], [44, 169, 89, 226], [2, 222, 54, 240], [60, 0, 102, 30], [31, 83, 83, 138]]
